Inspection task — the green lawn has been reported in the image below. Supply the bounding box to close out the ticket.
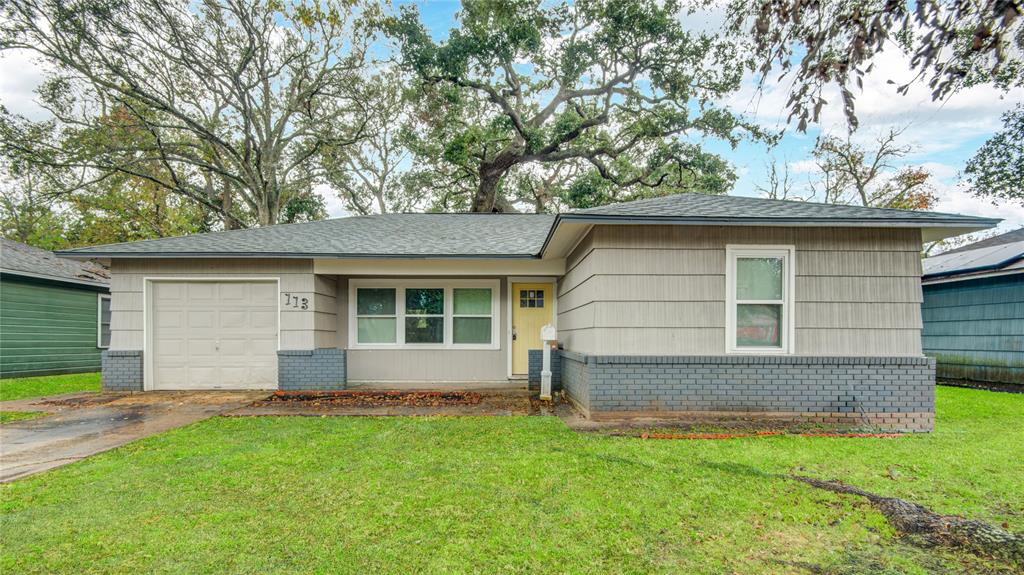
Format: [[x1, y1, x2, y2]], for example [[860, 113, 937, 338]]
[[0, 411, 46, 424], [0, 372, 100, 402], [1, 387, 1021, 574]]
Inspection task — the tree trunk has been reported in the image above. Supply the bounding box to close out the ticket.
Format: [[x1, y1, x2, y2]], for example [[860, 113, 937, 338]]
[[472, 154, 518, 212], [221, 181, 236, 230]]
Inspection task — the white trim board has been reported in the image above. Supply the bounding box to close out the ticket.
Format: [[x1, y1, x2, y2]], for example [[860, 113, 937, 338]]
[[724, 245, 796, 355]]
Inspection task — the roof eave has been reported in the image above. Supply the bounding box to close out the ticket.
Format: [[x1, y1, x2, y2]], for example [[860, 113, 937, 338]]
[[555, 214, 1001, 227], [55, 251, 543, 260], [0, 268, 110, 289]]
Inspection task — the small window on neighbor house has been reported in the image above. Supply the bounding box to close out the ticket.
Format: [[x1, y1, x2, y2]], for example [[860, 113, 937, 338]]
[[356, 288, 397, 344], [98, 295, 111, 348], [519, 289, 544, 308], [727, 246, 794, 354]]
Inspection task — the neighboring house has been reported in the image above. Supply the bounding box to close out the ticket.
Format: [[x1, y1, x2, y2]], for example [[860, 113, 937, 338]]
[[921, 229, 1024, 385], [1, 238, 111, 378], [57, 193, 998, 431]]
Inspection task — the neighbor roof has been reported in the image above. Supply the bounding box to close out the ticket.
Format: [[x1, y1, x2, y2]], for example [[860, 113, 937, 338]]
[[922, 228, 1024, 281], [56, 214, 557, 259], [56, 193, 999, 260], [1, 238, 109, 287]]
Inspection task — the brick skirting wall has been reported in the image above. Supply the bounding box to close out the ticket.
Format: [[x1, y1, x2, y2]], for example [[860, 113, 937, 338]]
[[277, 349, 347, 391], [559, 353, 936, 432], [527, 348, 562, 391], [101, 350, 143, 391]]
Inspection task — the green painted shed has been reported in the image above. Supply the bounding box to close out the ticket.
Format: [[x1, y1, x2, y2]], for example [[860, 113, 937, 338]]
[[922, 229, 1024, 384], [1, 238, 110, 378]]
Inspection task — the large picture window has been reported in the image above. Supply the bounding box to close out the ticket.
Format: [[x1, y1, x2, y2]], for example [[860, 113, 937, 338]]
[[726, 246, 795, 354], [350, 280, 499, 349]]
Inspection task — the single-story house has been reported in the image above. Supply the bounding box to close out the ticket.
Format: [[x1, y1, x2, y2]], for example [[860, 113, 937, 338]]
[[57, 193, 999, 431], [1, 238, 111, 378], [921, 228, 1023, 384]]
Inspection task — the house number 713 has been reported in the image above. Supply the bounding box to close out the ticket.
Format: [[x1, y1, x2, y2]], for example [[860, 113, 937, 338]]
[[283, 293, 309, 310]]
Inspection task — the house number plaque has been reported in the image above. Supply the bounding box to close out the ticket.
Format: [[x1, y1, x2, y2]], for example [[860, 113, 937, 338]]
[[283, 293, 309, 310]]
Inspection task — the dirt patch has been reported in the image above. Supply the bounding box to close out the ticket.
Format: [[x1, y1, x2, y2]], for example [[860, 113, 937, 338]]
[[939, 380, 1024, 394], [259, 390, 484, 407], [793, 475, 1024, 568]]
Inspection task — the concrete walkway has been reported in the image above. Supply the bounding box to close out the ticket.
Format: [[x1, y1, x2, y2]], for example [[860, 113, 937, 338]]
[[0, 391, 266, 483]]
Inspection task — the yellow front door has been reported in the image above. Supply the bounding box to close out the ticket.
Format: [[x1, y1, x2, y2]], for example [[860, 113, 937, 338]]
[[511, 282, 553, 375]]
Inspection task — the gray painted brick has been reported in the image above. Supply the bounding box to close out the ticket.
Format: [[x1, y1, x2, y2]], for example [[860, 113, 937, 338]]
[[101, 350, 143, 391], [277, 348, 347, 390], [558, 352, 935, 432]]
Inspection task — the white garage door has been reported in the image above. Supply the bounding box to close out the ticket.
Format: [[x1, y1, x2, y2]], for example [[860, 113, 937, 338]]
[[150, 281, 278, 390]]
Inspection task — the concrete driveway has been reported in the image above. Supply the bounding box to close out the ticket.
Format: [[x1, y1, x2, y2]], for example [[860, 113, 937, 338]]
[[0, 391, 267, 482]]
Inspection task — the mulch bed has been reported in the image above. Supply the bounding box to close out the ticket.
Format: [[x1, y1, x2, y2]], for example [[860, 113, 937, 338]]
[[257, 390, 484, 408]]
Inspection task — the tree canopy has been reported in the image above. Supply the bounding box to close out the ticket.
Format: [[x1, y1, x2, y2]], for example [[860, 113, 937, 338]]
[[965, 104, 1024, 205], [1, 0, 374, 227], [729, 0, 1023, 131], [387, 0, 760, 212]]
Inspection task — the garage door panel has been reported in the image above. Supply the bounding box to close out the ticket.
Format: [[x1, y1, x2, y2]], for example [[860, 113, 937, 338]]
[[155, 283, 184, 301], [188, 283, 217, 300], [187, 311, 215, 329], [151, 280, 278, 390], [154, 310, 184, 329], [252, 283, 277, 300], [249, 337, 277, 355], [220, 338, 247, 356], [251, 310, 277, 329]]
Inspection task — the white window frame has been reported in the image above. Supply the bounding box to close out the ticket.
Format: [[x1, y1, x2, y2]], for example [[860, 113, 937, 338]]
[[97, 293, 112, 349], [348, 279, 500, 350], [725, 245, 795, 355]]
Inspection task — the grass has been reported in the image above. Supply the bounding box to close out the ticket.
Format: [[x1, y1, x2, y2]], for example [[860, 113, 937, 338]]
[[0, 411, 46, 424], [1, 387, 1022, 574], [0, 372, 100, 402]]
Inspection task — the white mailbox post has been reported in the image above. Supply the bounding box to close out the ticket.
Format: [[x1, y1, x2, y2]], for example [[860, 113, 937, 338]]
[[539, 324, 558, 400]]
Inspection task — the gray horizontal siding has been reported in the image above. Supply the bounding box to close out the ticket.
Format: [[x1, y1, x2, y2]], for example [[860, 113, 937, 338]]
[[557, 225, 924, 356]]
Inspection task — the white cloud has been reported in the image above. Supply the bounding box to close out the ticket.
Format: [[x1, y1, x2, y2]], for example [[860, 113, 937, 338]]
[[728, 50, 1023, 159], [0, 49, 52, 120], [315, 183, 349, 219]]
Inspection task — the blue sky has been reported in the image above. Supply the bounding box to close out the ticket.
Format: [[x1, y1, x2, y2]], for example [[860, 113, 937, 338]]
[[2, 0, 1020, 230]]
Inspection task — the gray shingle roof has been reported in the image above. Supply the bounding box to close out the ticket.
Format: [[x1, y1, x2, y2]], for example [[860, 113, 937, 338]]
[[57, 213, 556, 258], [566, 193, 999, 225], [55, 193, 998, 260], [1, 238, 109, 286]]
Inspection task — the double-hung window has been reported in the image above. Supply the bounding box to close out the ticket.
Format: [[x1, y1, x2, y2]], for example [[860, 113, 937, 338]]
[[351, 280, 499, 349], [726, 245, 795, 354]]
